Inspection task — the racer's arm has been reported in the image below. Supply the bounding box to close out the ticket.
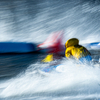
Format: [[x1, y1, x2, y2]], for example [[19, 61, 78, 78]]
[[65, 47, 72, 58]]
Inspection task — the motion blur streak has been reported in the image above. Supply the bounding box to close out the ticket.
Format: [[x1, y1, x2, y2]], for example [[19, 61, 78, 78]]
[[0, 0, 100, 43]]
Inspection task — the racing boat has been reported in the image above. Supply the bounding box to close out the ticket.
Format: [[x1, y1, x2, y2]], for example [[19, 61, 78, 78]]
[[0, 31, 100, 54]]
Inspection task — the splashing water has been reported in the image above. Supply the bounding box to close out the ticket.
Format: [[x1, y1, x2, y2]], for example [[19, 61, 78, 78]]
[[0, 59, 100, 100]]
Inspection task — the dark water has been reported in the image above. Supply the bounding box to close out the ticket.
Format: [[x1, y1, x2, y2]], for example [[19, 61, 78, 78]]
[[0, 53, 42, 80], [0, 0, 100, 100]]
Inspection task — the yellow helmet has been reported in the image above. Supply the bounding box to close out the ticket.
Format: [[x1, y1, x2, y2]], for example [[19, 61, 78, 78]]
[[65, 38, 79, 48]]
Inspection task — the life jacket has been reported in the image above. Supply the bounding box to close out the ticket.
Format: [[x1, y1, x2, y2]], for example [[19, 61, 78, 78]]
[[65, 38, 91, 59]]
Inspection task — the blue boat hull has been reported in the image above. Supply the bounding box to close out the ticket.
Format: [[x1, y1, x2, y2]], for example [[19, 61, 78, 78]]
[[41, 65, 58, 72], [0, 42, 100, 54], [83, 42, 100, 50], [0, 42, 36, 53]]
